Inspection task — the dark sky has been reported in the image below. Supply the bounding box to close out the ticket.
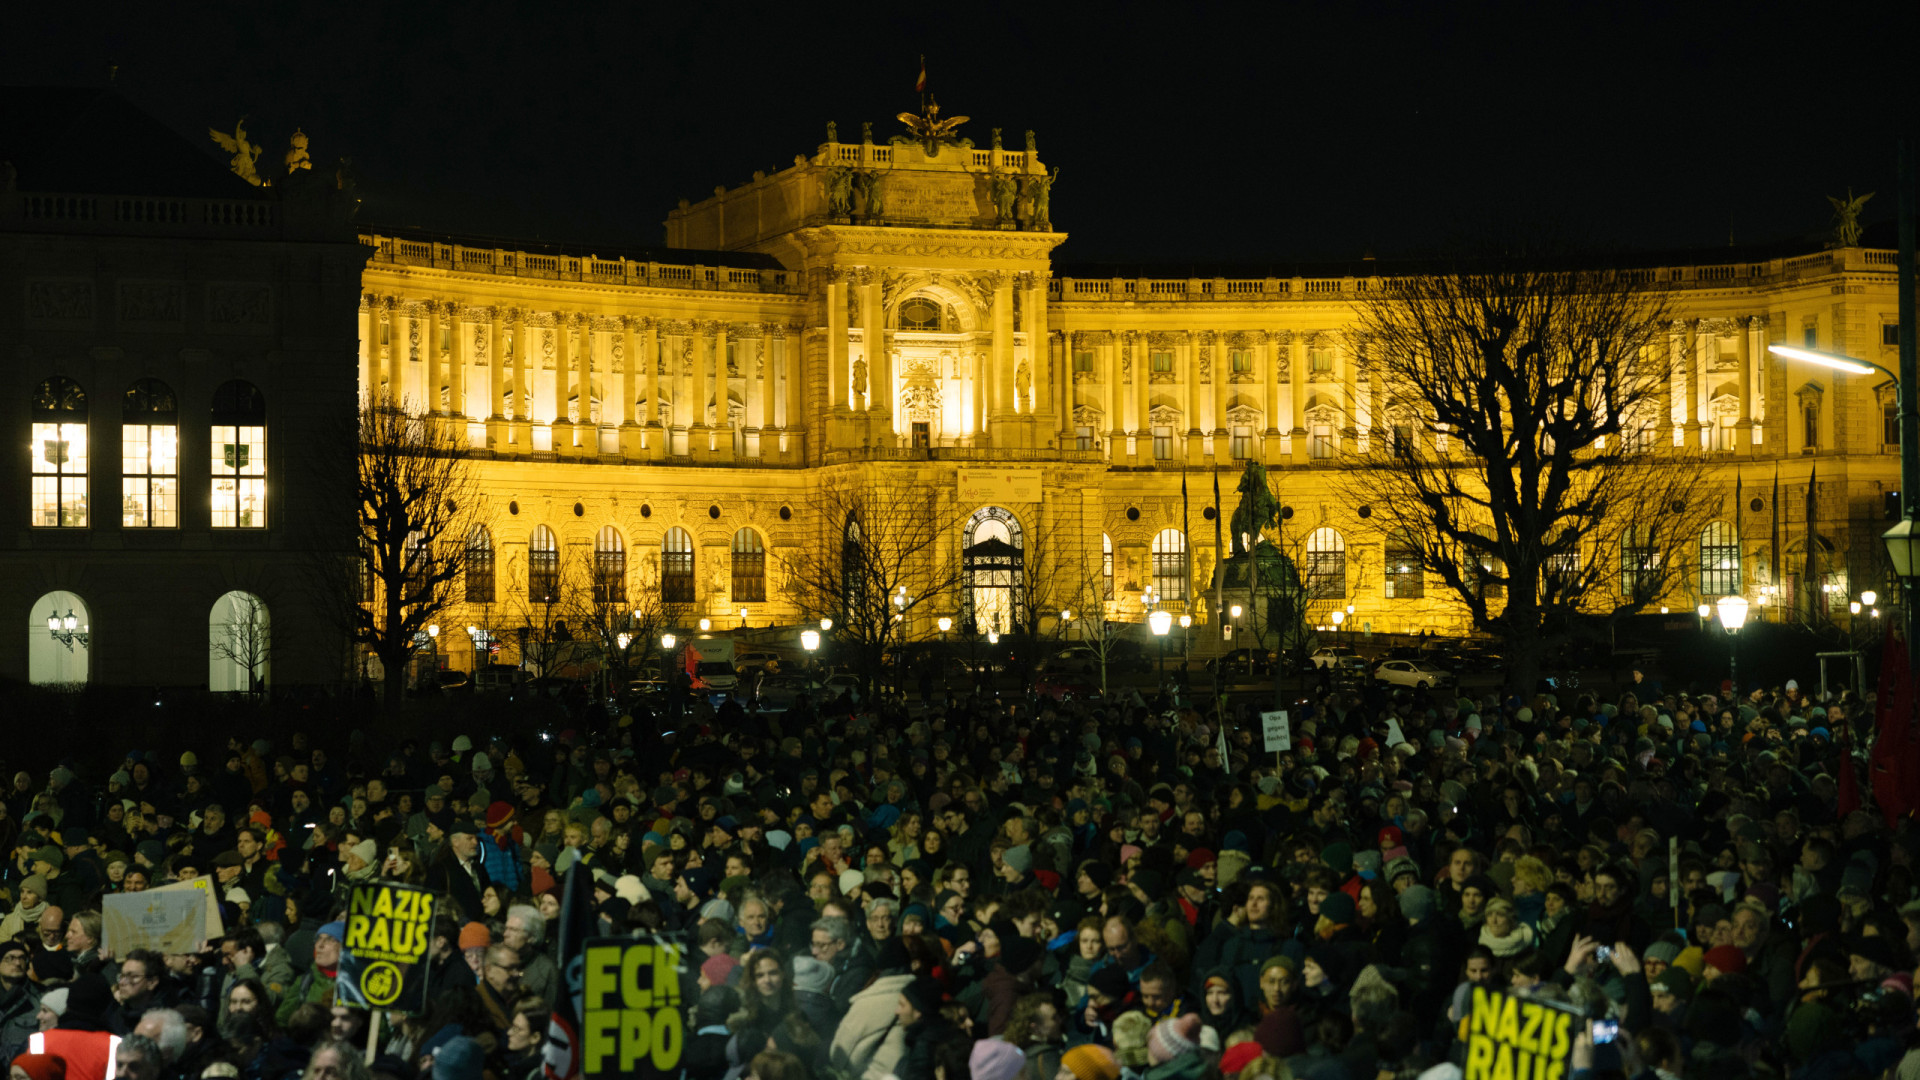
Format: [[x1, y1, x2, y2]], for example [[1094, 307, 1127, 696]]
[[4, 2, 1908, 266]]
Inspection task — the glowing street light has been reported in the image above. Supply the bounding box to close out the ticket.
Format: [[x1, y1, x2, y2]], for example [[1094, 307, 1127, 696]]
[[801, 629, 820, 652], [1714, 594, 1750, 690], [937, 617, 952, 633], [698, 618, 711, 631]]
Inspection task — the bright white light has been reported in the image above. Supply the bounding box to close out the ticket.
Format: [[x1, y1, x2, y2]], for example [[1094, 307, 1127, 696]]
[[1331, 610, 1345, 626], [1696, 603, 1710, 618], [1863, 590, 1878, 606], [661, 633, 676, 650], [937, 617, 952, 632], [698, 618, 710, 631], [617, 633, 631, 649], [820, 617, 833, 631], [1179, 614, 1192, 629], [427, 624, 439, 638], [1230, 604, 1243, 618], [1149, 610, 1172, 636], [801, 629, 819, 651], [1660, 607, 1669, 614], [1716, 594, 1749, 630], [1061, 609, 1073, 622], [988, 631, 1000, 644], [1768, 343, 1877, 376], [1851, 601, 1862, 614]]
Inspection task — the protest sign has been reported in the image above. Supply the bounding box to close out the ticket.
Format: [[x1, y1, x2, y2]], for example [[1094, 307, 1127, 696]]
[[1260, 710, 1291, 752], [337, 882, 437, 1013], [1462, 986, 1578, 1080], [103, 888, 208, 955], [578, 934, 697, 1080]]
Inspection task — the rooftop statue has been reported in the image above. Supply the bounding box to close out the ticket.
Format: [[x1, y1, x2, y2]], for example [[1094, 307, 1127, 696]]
[[209, 120, 264, 186], [1828, 188, 1873, 248], [895, 97, 970, 157], [284, 128, 312, 174]]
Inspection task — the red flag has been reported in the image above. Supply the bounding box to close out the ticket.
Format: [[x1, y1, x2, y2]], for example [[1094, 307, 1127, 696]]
[[1869, 620, 1917, 825], [1837, 727, 1861, 817], [914, 56, 927, 93], [683, 642, 706, 689], [540, 863, 598, 1080]]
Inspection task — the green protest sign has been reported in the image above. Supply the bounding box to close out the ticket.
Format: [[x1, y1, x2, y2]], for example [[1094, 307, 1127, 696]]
[[578, 935, 695, 1079]]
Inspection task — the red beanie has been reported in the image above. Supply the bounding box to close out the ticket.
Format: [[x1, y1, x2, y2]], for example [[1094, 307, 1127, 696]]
[[1220, 1043, 1265, 1075], [1704, 945, 1747, 974], [12, 1055, 66, 1080]]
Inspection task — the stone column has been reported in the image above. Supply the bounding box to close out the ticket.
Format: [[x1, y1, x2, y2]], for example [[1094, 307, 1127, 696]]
[[1132, 332, 1150, 452], [643, 318, 661, 430], [691, 322, 711, 434], [511, 308, 532, 447], [487, 308, 506, 449], [990, 274, 1013, 421], [426, 302, 444, 415], [357, 296, 373, 405], [1289, 333, 1309, 464], [1674, 320, 1699, 447], [551, 316, 575, 452], [391, 303, 412, 408], [744, 332, 763, 430], [1736, 315, 1756, 454], [1103, 334, 1121, 447], [827, 275, 849, 411], [1211, 332, 1229, 442], [447, 304, 467, 423]]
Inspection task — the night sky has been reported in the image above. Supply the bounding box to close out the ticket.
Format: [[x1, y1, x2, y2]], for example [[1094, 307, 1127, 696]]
[[4, 2, 1906, 266]]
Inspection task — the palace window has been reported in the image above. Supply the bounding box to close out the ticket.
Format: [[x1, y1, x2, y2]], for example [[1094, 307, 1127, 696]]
[[1152, 528, 1188, 602], [594, 526, 626, 605], [1309, 347, 1333, 373], [899, 297, 941, 332], [211, 380, 266, 529], [1803, 403, 1819, 450], [31, 376, 88, 528], [1886, 324, 1901, 346], [122, 379, 178, 528], [1153, 426, 1173, 460], [1150, 351, 1173, 373], [466, 525, 495, 603], [1230, 426, 1252, 460], [1073, 350, 1095, 373], [1384, 539, 1423, 599], [1076, 426, 1094, 452], [1699, 522, 1740, 596], [1620, 527, 1661, 601], [1102, 533, 1114, 600], [1310, 424, 1334, 459], [1804, 325, 1818, 349], [1392, 424, 1413, 455], [732, 528, 767, 603], [1306, 527, 1347, 599], [662, 527, 695, 604], [528, 526, 560, 603], [1885, 399, 1900, 447]]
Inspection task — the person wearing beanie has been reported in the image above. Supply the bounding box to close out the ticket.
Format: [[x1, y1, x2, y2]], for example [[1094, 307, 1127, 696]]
[[1111, 1011, 1154, 1068], [1649, 969, 1692, 1029], [1146, 1013, 1202, 1066], [999, 844, 1034, 883], [1219, 1042, 1266, 1075], [894, 975, 955, 1080], [790, 955, 838, 1032], [687, 984, 742, 1078], [0, 877, 49, 942], [10, 1054, 65, 1080], [26, 974, 116, 1080], [1060, 1044, 1122, 1080], [1316, 892, 1357, 936], [1703, 945, 1747, 979], [969, 1037, 1027, 1080]]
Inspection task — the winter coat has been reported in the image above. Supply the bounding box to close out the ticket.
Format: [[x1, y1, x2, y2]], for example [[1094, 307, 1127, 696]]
[[829, 972, 914, 1080]]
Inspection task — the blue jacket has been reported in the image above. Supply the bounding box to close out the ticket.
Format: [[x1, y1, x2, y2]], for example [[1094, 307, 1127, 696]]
[[479, 831, 529, 892]]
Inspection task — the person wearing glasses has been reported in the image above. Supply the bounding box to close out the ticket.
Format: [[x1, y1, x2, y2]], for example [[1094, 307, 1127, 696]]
[[477, 944, 522, 1035], [105, 951, 166, 1036], [0, 941, 37, 1062]]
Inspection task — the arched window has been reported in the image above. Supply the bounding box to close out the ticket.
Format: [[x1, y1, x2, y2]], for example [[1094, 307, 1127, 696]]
[[841, 517, 865, 616], [1305, 527, 1346, 599], [31, 376, 88, 527], [209, 591, 270, 694], [963, 509, 1024, 634], [122, 379, 177, 528], [211, 380, 266, 528], [1152, 529, 1189, 602], [898, 297, 942, 332], [529, 526, 559, 603], [29, 589, 90, 684], [594, 526, 626, 605], [1700, 522, 1740, 596], [466, 525, 495, 603], [1102, 533, 1115, 600], [662, 527, 694, 604], [732, 528, 766, 603]]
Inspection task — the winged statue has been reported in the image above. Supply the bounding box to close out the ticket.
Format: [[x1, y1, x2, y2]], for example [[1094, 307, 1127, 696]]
[[896, 99, 970, 157], [1827, 188, 1873, 248], [209, 120, 265, 186]]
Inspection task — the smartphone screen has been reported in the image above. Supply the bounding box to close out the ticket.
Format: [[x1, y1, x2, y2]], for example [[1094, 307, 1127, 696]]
[[1591, 1020, 1618, 1044]]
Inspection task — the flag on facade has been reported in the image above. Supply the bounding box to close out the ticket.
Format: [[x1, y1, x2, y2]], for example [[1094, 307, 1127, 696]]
[[1803, 465, 1819, 621], [914, 56, 927, 93], [541, 862, 598, 1080], [1770, 465, 1781, 597]]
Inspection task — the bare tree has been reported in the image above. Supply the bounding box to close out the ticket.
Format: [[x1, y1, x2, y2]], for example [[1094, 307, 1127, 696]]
[[560, 553, 683, 699], [1334, 251, 1712, 691], [313, 402, 482, 707], [779, 468, 961, 693], [209, 592, 273, 698]]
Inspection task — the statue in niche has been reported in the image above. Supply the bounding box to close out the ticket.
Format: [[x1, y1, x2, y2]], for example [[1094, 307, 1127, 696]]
[[1024, 167, 1059, 227], [851, 358, 869, 396], [824, 167, 855, 216], [990, 170, 1017, 222], [854, 170, 885, 217], [1828, 189, 1874, 248], [826, 121, 837, 143], [1015, 358, 1031, 404]]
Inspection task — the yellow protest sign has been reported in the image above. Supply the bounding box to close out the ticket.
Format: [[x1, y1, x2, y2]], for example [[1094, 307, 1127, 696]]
[[579, 936, 693, 1079], [1463, 986, 1577, 1080], [338, 883, 437, 1013]]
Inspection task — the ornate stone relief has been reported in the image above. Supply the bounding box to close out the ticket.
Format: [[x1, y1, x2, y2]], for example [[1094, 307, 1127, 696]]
[[900, 384, 942, 421]]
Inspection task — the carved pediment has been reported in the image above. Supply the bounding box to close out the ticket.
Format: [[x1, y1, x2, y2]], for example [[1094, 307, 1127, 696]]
[[1225, 404, 1262, 426], [1148, 330, 1186, 348], [1148, 404, 1183, 426], [1072, 370, 1099, 384], [1795, 382, 1824, 410], [1072, 404, 1104, 427], [1148, 371, 1174, 384], [900, 384, 942, 421]]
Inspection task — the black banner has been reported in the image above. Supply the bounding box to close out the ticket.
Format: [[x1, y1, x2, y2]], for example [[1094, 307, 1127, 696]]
[[337, 882, 437, 1014]]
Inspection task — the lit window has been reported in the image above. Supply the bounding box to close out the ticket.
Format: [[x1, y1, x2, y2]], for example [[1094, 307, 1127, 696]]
[[1076, 426, 1094, 452], [529, 525, 559, 603], [1309, 348, 1332, 373], [466, 525, 495, 603], [1150, 351, 1173, 373], [1073, 351, 1094, 373], [1699, 522, 1740, 596], [1102, 533, 1114, 600], [1385, 540, 1423, 599], [662, 527, 695, 604], [1230, 426, 1252, 460], [1152, 528, 1188, 601], [1230, 349, 1251, 373], [1306, 527, 1346, 599], [900, 297, 941, 331], [210, 381, 266, 529], [1153, 426, 1173, 460], [1803, 325, 1817, 349], [32, 376, 89, 528], [594, 526, 626, 605], [732, 528, 766, 603], [122, 379, 178, 528], [1310, 424, 1334, 459], [1620, 527, 1661, 600]]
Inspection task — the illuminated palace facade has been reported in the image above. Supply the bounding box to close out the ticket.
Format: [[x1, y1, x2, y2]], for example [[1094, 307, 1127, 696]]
[[354, 120, 1906, 673]]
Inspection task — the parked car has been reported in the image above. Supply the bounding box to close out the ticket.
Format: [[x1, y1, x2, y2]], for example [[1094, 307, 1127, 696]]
[[473, 664, 526, 695], [736, 650, 781, 674], [1373, 659, 1456, 689], [1037, 646, 1099, 674], [1310, 645, 1366, 669], [1205, 648, 1276, 677], [692, 660, 738, 691], [1034, 671, 1102, 701]]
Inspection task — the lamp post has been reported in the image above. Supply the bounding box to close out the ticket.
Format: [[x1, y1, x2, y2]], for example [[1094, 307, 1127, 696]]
[[1149, 607, 1172, 679], [1179, 613, 1192, 675], [661, 632, 679, 727], [46, 608, 89, 651], [1715, 594, 1749, 692]]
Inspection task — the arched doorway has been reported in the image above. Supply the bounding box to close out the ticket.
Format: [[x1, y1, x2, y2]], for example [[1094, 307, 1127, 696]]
[[28, 590, 90, 685], [962, 507, 1024, 634], [209, 591, 270, 693]]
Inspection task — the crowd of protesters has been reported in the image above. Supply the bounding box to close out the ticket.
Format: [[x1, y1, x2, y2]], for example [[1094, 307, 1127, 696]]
[[3, 665, 1919, 1080]]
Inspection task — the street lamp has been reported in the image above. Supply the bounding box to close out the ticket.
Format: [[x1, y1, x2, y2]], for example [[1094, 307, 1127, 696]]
[[1863, 590, 1879, 606], [1148, 607, 1172, 678], [801, 629, 820, 653], [1330, 609, 1345, 634], [1715, 594, 1749, 691], [1179, 613, 1192, 673], [46, 608, 88, 651], [698, 617, 711, 632], [820, 617, 833, 631]]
